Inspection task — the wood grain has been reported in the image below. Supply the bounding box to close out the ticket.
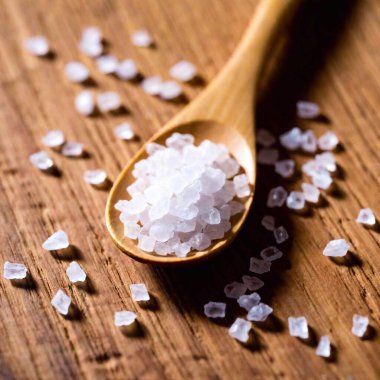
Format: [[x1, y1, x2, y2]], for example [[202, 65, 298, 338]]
[[0, 0, 379, 379]]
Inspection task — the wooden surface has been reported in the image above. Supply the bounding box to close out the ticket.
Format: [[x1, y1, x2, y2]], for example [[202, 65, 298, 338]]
[[0, 0, 379, 379]]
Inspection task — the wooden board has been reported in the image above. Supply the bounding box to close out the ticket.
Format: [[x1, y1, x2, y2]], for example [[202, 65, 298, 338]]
[[0, 0, 379, 379]]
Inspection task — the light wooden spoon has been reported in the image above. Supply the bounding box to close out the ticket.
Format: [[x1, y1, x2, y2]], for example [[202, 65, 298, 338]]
[[106, 0, 300, 265]]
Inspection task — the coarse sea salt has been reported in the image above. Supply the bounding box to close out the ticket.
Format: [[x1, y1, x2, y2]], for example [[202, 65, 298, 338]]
[[204, 302, 226, 318], [228, 318, 251, 343], [97, 92, 121, 113], [288, 316, 309, 339], [24, 36, 49, 56], [318, 131, 339, 151], [301, 130, 317, 153], [75, 91, 95, 116], [79, 26, 103, 57], [352, 314, 369, 338], [84, 169, 108, 186], [274, 226, 289, 244], [3, 261, 28, 280], [51, 289, 71, 315], [242, 275, 264, 291], [66, 261, 86, 283], [62, 142, 84, 157], [96, 54, 118, 74], [249, 257, 271, 274], [169, 60, 197, 82], [114, 123, 135, 140], [256, 129, 275, 147], [159, 81, 182, 100], [29, 151, 54, 171], [238, 293, 260, 311], [116, 59, 138, 80], [356, 208, 376, 226], [296, 101, 320, 119], [257, 148, 279, 165], [41, 130, 65, 149], [323, 239, 349, 257], [42, 230, 69, 251], [286, 191, 305, 210], [131, 29, 153, 47], [260, 246, 283, 261], [224, 282, 247, 299], [141, 76, 162, 95], [312, 169, 333, 190], [64, 61, 90, 83], [261, 215, 275, 231], [130, 283, 150, 301], [302, 183, 320, 203], [267, 186, 287, 208], [247, 302, 273, 322], [316, 335, 331, 357], [114, 310, 137, 327], [275, 159, 295, 178], [280, 127, 302, 151]]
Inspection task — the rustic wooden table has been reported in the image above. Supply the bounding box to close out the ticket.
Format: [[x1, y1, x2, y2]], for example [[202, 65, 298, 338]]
[[1, 0, 379, 379]]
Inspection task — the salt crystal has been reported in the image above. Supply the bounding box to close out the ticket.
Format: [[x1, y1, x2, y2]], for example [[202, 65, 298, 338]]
[[224, 282, 247, 299], [159, 81, 182, 100], [302, 183, 320, 203], [41, 130, 65, 149], [66, 261, 86, 283], [352, 314, 369, 338], [274, 226, 289, 244], [247, 302, 273, 322], [316, 335, 331, 357], [238, 293, 261, 311], [84, 169, 107, 186], [96, 54, 118, 74], [3, 261, 28, 280], [280, 127, 302, 151], [315, 152, 336, 172], [228, 318, 251, 343], [318, 131, 339, 151], [169, 60, 197, 82], [296, 101, 320, 119], [249, 257, 271, 274], [62, 142, 84, 157], [81, 26, 102, 43], [175, 242, 191, 257], [97, 92, 121, 112], [29, 151, 54, 171], [288, 316, 309, 339], [302, 159, 322, 177], [114, 311, 137, 327], [200, 168, 226, 195], [217, 157, 240, 178], [79, 27, 103, 57], [130, 283, 150, 301], [356, 208, 376, 226], [138, 235, 156, 252], [312, 170, 333, 190], [131, 29, 153, 47], [256, 129, 275, 147], [233, 174, 250, 198], [204, 302, 226, 318], [116, 59, 138, 80], [301, 130, 317, 153], [261, 215, 275, 231], [323, 239, 349, 257], [242, 275, 264, 291], [42, 230, 69, 251], [141, 76, 162, 95], [190, 233, 211, 251], [275, 159, 295, 178], [286, 191, 305, 210], [124, 223, 141, 239], [166, 132, 194, 150], [75, 91, 95, 116], [24, 36, 49, 56], [51, 289, 71, 315], [114, 122, 135, 140], [64, 62, 89, 83], [150, 222, 174, 242], [267, 186, 287, 208], [257, 148, 279, 165], [200, 208, 221, 225], [260, 246, 283, 261]]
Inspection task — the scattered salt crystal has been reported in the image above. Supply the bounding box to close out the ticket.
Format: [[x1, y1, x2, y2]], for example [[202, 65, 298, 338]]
[[316, 335, 331, 357], [204, 302, 226, 318], [97, 92, 121, 112], [247, 302, 273, 322], [352, 314, 369, 338], [3, 261, 28, 280], [114, 311, 137, 327], [288, 316, 309, 339], [29, 151, 54, 171], [62, 142, 84, 157], [114, 122, 134, 140], [257, 148, 279, 165], [257, 129, 275, 147], [261, 215, 275, 231], [131, 29, 153, 47], [315, 152, 336, 172], [302, 159, 322, 177], [229, 318, 251, 343], [64, 62, 90, 83], [75, 91, 95, 115], [274, 226, 289, 244], [224, 282, 247, 299], [302, 183, 320, 203], [318, 131, 339, 151], [42, 230, 69, 251], [323, 239, 349, 257], [96, 54, 118, 74], [190, 233, 211, 251], [41, 130, 65, 149], [275, 159, 295, 178], [116, 59, 138, 80], [24, 36, 49, 56], [301, 130, 317, 153], [141, 76, 162, 95], [296, 101, 320, 119], [51, 289, 71, 315], [66, 261, 86, 283], [138, 235, 156, 252], [84, 169, 107, 186], [267, 186, 287, 208], [130, 283, 150, 301], [169, 60, 197, 82], [249, 257, 271, 274], [124, 223, 141, 239], [233, 174, 250, 198], [238, 293, 261, 311], [260, 246, 283, 261], [81, 26, 102, 43], [312, 170, 333, 190], [286, 191, 305, 210], [159, 81, 182, 100], [242, 275, 264, 291], [79, 27, 103, 57], [166, 132, 194, 151], [356, 208, 376, 226], [280, 127, 302, 151]]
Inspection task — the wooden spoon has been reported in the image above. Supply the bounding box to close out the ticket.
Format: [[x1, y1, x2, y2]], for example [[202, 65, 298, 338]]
[[106, 0, 300, 265]]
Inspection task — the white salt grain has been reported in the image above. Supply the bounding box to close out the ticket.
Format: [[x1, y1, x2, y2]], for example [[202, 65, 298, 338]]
[[257, 148, 279, 165], [79, 26, 103, 57], [42, 230, 69, 251], [66, 261, 86, 283], [131, 29, 153, 47], [296, 101, 320, 119], [84, 169, 107, 186], [224, 282, 247, 299], [75, 91, 95, 116], [247, 303, 273, 322], [323, 239, 350, 257], [261, 215, 275, 231], [256, 129, 275, 147], [204, 302, 226, 318], [280, 127, 302, 151], [286, 191, 305, 210], [233, 174, 250, 198], [260, 246, 283, 261], [356, 208, 376, 226], [267, 186, 288, 208], [141, 76, 162, 95], [96, 54, 118, 74], [242, 275, 264, 291], [315, 152, 336, 172], [97, 92, 121, 112], [51, 289, 71, 315], [238, 293, 261, 311], [114, 311, 137, 327], [169, 60, 197, 82], [41, 130, 65, 149], [288, 316, 309, 339], [301, 130, 317, 153], [64, 62, 89, 83], [228, 318, 251, 343], [130, 283, 150, 302], [316, 335, 331, 357], [138, 235, 156, 252], [159, 81, 182, 100], [62, 142, 84, 157], [312, 170, 333, 190], [302, 183, 320, 203], [24, 36, 49, 56], [114, 123, 134, 140], [274, 226, 289, 244], [116, 59, 138, 80], [318, 131, 339, 151], [352, 314, 369, 338], [3, 261, 28, 280], [249, 257, 271, 274], [29, 151, 54, 171], [275, 159, 295, 178]]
